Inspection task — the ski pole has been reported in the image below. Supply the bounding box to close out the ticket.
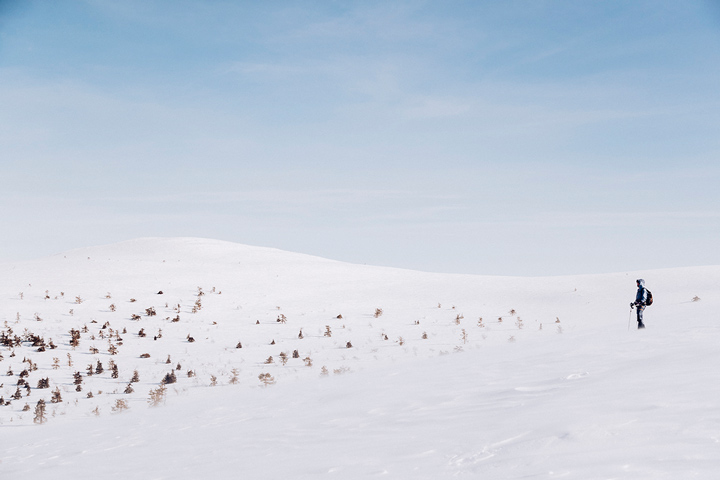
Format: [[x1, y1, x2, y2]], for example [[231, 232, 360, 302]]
[[628, 305, 633, 331]]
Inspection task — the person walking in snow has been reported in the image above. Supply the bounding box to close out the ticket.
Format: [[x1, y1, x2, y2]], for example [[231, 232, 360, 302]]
[[631, 279, 648, 329]]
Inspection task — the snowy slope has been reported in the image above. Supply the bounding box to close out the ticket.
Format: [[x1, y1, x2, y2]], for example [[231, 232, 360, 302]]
[[1, 238, 719, 479]]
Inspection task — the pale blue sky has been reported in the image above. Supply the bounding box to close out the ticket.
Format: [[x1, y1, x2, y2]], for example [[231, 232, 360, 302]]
[[1, 0, 719, 275]]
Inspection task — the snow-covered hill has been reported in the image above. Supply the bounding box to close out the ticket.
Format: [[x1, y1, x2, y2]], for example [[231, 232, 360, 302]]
[[1, 238, 719, 478]]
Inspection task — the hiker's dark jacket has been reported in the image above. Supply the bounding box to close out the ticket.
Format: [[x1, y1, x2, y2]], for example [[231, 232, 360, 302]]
[[635, 279, 647, 305]]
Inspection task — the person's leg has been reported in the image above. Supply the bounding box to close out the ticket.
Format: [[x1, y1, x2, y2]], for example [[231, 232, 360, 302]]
[[637, 306, 645, 328]]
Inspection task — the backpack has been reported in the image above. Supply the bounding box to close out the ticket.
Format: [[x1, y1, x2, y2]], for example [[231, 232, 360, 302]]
[[645, 289, 653, 306]]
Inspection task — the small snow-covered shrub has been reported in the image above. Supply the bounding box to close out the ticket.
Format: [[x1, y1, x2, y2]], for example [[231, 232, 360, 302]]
[[112, 399, 129, 412], [69, 329, 81, 348], [51, 387, 62, 403], [33, 399, 47, 424], [162, 371, 177, 385], [258, 373, 275, 387], [148, 385, 167, 407]]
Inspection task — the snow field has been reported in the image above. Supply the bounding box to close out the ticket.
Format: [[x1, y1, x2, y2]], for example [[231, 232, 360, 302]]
[[1, 238, 719, 478]]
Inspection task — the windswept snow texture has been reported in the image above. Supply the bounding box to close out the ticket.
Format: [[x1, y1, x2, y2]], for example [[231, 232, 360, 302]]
[[1, 238, 719, 479]]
